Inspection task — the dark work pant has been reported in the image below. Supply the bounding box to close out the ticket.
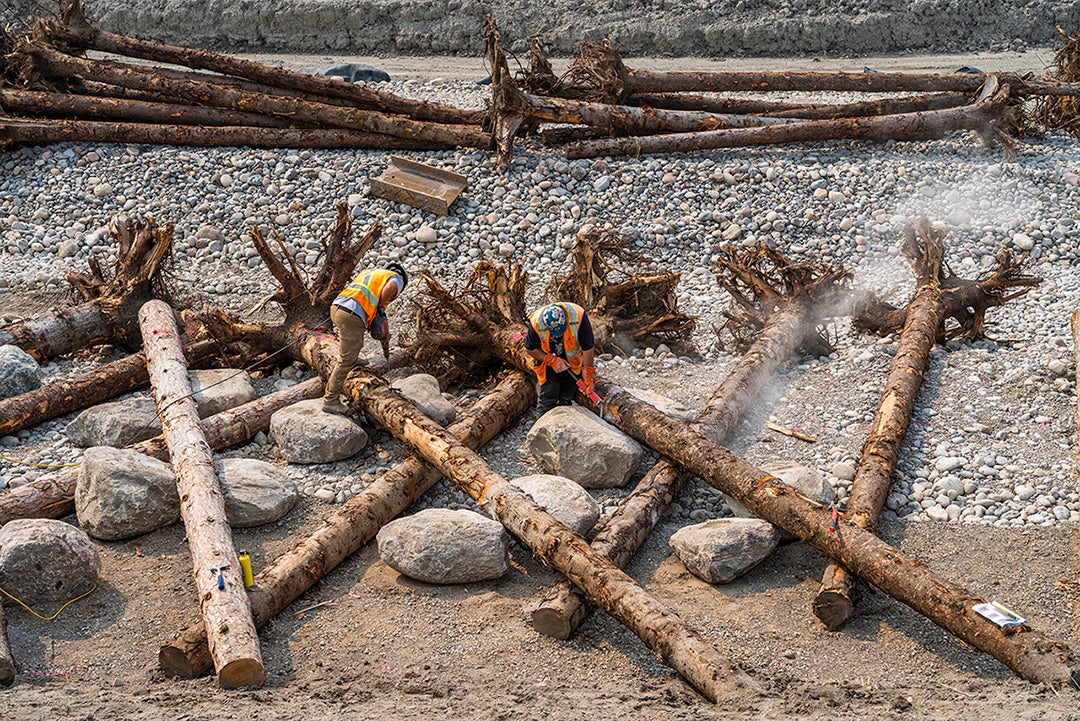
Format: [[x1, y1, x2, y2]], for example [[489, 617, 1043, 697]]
[[537, 370, 578, 414]]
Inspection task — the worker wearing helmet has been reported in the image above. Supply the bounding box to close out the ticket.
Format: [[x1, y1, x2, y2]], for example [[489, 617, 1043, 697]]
[[322, 263, 409, 415], [524, 302, 596, 414]]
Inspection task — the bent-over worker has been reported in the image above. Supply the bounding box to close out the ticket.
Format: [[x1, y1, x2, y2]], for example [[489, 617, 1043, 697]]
[[322, 263, 408, 415], [524, 302, 596, 415]]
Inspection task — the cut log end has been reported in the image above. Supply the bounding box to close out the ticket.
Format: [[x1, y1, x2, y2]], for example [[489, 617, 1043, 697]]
[[812, 588, 855, 631], [158, 643, 199, 679], [217, 658, 266, 689], [529, 603, 575, 641]]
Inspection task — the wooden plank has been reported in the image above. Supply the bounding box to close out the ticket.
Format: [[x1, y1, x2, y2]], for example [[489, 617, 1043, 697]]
[[369, 156, 467, 215]]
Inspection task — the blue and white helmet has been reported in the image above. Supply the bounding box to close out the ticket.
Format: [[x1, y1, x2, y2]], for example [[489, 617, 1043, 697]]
[[540, 305, 567, 336]]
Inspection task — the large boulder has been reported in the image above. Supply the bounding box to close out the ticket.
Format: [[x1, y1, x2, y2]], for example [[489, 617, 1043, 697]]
[[219, 458, 298, 527], [391, 373, 456, 426], [508, 474, 599, 535], [669, 518, 779, 584], [624, 387, 696, 422], [66, 369, 256, 448], [270, 399, 368, 463], [0, 519, 100, 605], [0, 344, 42, 399], [76, 447, 179, 540], [376, 508, 508, 584], [67, 396, 162, 449], [525, 406, 643, 488], [724, 460, 836, 537]]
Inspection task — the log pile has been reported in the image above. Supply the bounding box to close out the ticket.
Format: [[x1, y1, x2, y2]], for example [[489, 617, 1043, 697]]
[[0, 1, 490, 151]]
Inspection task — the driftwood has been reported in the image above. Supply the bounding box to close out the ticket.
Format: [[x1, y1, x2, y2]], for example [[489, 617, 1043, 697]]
[[16, 42, 490, 149], [0, 605, 13, 687], [159, 371, 535, 678], [626, 92, 971, 119], [813, 219, 948, 630], [1032, 27, 1080, 135], [421, 263, 1080, 688], [562, 81, 1012, 158], [139, 300, 264, 688], [530, 248, 851, 639], [0, 341, 217, 439], [1073, 308, 1080, 462], [0, 377, 323, 525], [0, 215, 171, 360]]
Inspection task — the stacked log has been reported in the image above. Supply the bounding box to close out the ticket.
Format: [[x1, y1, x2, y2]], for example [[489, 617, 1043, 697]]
[[0, 1, 490, 152]]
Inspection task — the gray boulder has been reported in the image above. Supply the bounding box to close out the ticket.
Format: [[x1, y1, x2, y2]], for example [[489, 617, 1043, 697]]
[[376, 508, 508, 584], [624, 388, 696, 422], [67, 396, 162, 448], [0, 344, 42, 399], [270, 399, 368, 463], [391, 373, 456, 426], [219, 458, 298, 527], [525, 406, 643, 488], [76, 447, 179, 540], [509, 474, 600, 535], [723, 460, 836, 532], [316, 63, 391, 83], [669, 518, 779, 584], [0, 519, 100, 605], [189, 368, 256, 417]]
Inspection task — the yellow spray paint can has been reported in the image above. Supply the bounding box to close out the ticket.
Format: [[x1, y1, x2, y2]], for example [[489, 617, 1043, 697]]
[[238, 551, 254, 588]]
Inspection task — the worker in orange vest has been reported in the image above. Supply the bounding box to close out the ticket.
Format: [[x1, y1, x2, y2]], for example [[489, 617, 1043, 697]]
[[524, 302, 596, 414], [322, 263, 408, 415]]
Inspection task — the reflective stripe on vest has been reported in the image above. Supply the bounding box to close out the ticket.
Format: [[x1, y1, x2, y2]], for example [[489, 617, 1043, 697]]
[[529, 302, 585, 384], [335, 269, 397, 326]]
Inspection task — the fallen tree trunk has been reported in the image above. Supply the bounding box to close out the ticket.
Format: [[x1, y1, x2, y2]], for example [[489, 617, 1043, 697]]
[[51, 0, 485, 126], [0, 340, 217, 439], [1, 117, 442, 151], [159, 371, 535, 678], [0, 605, 14, 688], [813, 220, 948, 630], [425, 272, 1080, 688], [563, 83, 1010, 158], [1073, 308, 1080, 464], [622, 68, 996, 95], [0, 301, 119, 361], [18, 43, 491, 148], [626, 92, 971, 119], [0, 87, 300, 128], [0, 377, 323, 525], [139, 300, 263, 688]]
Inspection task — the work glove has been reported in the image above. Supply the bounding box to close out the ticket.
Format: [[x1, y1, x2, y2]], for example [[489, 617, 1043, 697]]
[[582, 365, 596, 395], [543, 353, 570, 373], [380, 332, 391, 360]]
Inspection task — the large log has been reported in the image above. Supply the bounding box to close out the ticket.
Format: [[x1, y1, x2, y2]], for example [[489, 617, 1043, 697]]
[[138, 300, 263, 688], [1073, 308, 1080, 464], [53, 1, 484, 126], [0, 341, 216, 439], [0, 605, 13, 688], [428, 277, 1080, 687], [813, 220, 948, 630], [159, 371, 535, 678], [626, 92, 970, 119], [1, 118, 443, 151], [0, 377, 323, 525], [19, 43, 491, 149], [623, 68, 994, 95], [563, 83, 1009, 158]]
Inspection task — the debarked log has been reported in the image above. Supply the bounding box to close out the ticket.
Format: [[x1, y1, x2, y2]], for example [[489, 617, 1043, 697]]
[[18, 43, 491, 149], [139, 300, 263, 688], [563, 83, 1010, 158], [0, 341, 217, 439], [159, 371, 535, 678], [0, 117, 444, 151], [0, 377, 323, 525], [813, 220, 948, 630]]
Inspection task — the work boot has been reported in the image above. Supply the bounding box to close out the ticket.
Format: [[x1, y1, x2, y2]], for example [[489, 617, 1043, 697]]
[[322, 399, 349, 416]]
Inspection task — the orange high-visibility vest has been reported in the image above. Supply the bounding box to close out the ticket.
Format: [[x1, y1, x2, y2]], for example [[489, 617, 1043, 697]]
[[529, 302, 585, 384], [334, 269, 399, 326]]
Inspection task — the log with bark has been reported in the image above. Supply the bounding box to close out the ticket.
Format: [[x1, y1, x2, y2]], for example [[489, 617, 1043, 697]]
[[160, 371, 535, 678], [0, 604, 14, 688], [139, 300, 263, 688], [418, 266, 1080, 688], [0, 214, 171, 360], [625, 92, 971, 119], [531, 247, 851, 639], [561, 79, 1013, 158], [1073, 308, 1080, 462], [0, 377, 323, 525], [813, 219, 949, 630], [14, 41, 491, 149], [48, 0, 484, 126]]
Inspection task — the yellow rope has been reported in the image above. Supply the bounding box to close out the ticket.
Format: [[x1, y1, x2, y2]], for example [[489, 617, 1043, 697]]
[[0, 453, 80, 469], [0, 583, 97, 621]]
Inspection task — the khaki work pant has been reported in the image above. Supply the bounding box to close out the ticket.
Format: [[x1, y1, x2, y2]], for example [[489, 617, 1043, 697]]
[[323, 304, 367, 403]]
